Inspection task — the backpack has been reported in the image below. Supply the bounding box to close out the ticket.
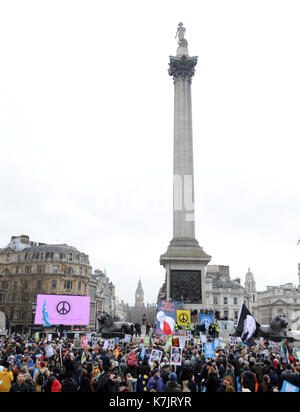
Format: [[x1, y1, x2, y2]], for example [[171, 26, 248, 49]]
[[94, 373, 110, 392], [37, 371, 48, 387], [25, 379, 36, 393], [43, 375, 56, 393]]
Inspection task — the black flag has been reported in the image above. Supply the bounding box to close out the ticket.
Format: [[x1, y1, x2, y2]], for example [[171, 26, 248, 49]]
[[236, 302, 260, 347]]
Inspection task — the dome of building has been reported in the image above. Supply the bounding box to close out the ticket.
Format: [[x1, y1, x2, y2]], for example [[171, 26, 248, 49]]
[[245, 267, 254, 282]]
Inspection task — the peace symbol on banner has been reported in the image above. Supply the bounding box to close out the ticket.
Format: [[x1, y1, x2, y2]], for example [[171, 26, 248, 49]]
[[56, 301, 71, 315], [177, 310, 191, 326]]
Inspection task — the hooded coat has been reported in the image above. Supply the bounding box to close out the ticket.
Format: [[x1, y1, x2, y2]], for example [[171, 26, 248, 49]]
[[0, 369, 14, 392]]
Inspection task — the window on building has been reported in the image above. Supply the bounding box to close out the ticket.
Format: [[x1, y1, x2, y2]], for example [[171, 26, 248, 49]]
[[53, 266, 58, 274], [0, 294, 4, 303], [6, 254, 10, 262], [224, 297, 228, 305], [224, 310, 229, 318], [79, 267, 83, 275], [1, 281, 8, 289], [60, 253, 66, 260], [24, 281, 28, 290], [22, 293, 29, 303], [234, 297, 238, 305], [25, 266, 31, 275], [52, 280, 57, 290], [37, 280, 42, 290], [45, 252, 54, 260], [13, 282, 17, 291], [213, 296, 218, 305], [40, 253, 44, 260], [234, 311, 238, 320], [69, 253, 73, 262], [253, 295, 256, 303], [78, 282, 81, 291], [64, 281, 73, 290], [37, 265, 45, 274], [15, 267, 19, 274]]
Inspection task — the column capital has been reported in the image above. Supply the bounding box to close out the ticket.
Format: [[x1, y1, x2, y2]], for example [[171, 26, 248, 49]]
[[168, 56, 198, 80]]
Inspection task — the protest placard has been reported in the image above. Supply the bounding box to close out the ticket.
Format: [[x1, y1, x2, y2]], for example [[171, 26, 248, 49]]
[[170, 347, 183, 366], [150, 349, 163, 364]]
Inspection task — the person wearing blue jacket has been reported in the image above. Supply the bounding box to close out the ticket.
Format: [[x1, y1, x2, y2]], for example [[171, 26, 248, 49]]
[[146, 369, 165, 392]]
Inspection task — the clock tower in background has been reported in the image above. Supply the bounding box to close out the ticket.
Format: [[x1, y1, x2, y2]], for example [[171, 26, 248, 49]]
[[135, 278, 145, 308]]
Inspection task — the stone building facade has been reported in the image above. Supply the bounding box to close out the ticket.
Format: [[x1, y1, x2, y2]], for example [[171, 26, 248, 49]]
[[246, 264, 300, 328], [205, 265, 245, 321], [88, 269, 117, 330], [252, 283, 300, 326], [0, 235, 91, 334]]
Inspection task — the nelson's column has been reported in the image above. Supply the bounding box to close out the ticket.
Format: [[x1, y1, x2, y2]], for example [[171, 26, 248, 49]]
[[160, 23, 211, 309]]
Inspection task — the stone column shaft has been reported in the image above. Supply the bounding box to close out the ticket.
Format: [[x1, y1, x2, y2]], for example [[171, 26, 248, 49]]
[[173, 76, 195, 239]]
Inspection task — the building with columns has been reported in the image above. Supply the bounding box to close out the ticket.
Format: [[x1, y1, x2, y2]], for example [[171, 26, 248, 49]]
[[247, 264, 300, 328], [89, 269, 117, 330], [206, 265, 245, 322], [0, 235, 91, 334]]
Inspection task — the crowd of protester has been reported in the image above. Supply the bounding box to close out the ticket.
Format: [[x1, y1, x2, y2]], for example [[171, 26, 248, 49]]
[[0, 333, 299, 393]]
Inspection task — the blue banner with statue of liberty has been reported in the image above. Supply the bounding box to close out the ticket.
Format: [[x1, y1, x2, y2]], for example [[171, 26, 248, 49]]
[[199, 314, 213, 330]]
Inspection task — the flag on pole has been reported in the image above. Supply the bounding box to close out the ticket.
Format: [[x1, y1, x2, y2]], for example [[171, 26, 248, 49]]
[[281, 339, 295, 365], [81, 350, 87, 364], [236, 302, 260, 347], [140, 345, 146, 360]]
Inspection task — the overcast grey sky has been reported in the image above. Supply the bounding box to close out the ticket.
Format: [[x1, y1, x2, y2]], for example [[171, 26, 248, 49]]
[[0, 0, 299, 306]]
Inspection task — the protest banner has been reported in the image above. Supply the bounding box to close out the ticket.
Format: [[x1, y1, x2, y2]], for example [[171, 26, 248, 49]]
[[177, 310, 191, 327], [281, 380, 300, 392], [91, 337, 99, 347], [204, 343, 215, 359], [156, 301, 184, 336], [150, 349, 163, 364], [45, 344, 54, 358], [199, 314, 213, 330], [200, 334, 207, 344], [218, 320, 234, 336], [170, 347, 183, 366], [214, 339, 221, 349], [74, 337, 81, 349], [81, 336, 89, 348]]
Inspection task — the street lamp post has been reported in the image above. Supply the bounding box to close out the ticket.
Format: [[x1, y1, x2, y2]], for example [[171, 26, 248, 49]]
[[31, 301, 37, 337]]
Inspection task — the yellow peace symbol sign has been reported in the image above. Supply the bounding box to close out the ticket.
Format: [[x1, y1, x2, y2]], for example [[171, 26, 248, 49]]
[[179, 313, 188, 323], [177, 310, 191, 326]]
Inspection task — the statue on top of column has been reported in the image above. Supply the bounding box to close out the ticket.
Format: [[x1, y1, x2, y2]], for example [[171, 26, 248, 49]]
[[175, 22, 188, 48]]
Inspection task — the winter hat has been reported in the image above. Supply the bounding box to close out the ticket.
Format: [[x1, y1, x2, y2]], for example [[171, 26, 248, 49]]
[[40, 361, 46, 368], [169, 372, 177, 381]]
